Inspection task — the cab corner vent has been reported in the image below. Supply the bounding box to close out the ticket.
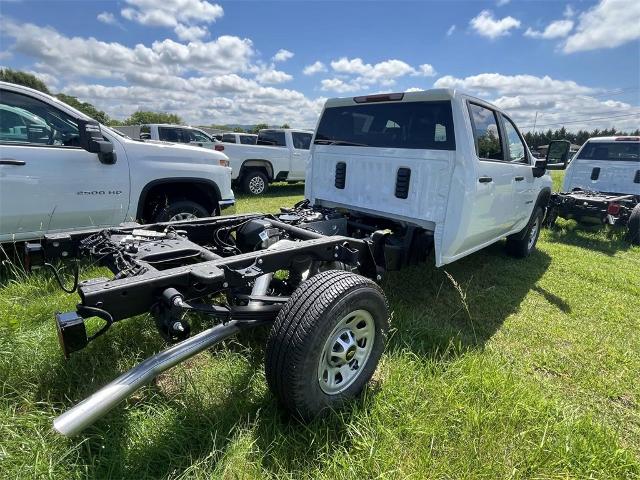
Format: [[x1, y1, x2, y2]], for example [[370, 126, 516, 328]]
[[634, 170, 640, 184], [395, 168, 411, 199], [591, 167, 600, 180], [335, 162, 346, 189]]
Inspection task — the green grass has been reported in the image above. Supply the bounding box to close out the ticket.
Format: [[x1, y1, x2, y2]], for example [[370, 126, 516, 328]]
[[1, 181, 639, 479]]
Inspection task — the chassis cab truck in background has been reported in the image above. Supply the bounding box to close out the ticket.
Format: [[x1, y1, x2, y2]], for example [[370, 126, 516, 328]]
[[0, 82, 235, 242], [25, 89, 569, 436]]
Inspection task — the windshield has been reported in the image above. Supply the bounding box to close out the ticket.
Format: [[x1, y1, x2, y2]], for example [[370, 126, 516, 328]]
[[577, 142, 639, 162], [314, 100, 456, 150]]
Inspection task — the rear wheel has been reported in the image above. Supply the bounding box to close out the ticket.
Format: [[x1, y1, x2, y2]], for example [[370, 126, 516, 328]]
[[152, 199, 211, 223], [265, 270, 389, 420], [242, 170, 269, 195], [506, 206, 544, 258], [628, 204, 640, 245]]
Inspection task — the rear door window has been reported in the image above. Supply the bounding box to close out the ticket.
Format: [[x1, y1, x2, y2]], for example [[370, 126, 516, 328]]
[[292, 132, 312, 150], [577, 142, 639, 162], [314, 100, 455, 150], [469, 103, 504, 161], [158, 127, 180, 142], [257, 130, 286, 147], [240, 135, 257, 145], [222, 133, 236, 143]]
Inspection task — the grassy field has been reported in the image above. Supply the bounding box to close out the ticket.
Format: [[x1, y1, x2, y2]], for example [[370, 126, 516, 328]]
[[1, 179, 639, 479]]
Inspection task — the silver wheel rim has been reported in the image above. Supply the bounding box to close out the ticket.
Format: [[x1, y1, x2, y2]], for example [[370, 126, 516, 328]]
[[528, 216, 540, 250], [317, 309, 375, 395], [248, 176, 265, 194], [169, 212, 199, 222]]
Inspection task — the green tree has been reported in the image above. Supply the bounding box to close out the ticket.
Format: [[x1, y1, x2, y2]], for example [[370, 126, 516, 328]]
[[280, 123, 290, 129], [251, 123, 270, 134], [0, 68, 50, 94], [233, 127, 246, 133], [55, 93, 111, 124], [123, 111, 182, 125]]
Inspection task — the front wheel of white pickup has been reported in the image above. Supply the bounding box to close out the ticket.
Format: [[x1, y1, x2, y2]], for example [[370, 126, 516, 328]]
[[265, 270, 389, 420]]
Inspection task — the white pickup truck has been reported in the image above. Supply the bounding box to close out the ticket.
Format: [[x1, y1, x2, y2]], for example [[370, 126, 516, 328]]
[[0, 82, 235, 242], [139, 124, 225, 152], [220, 132, 257, 145], [223, 128, 313, 195]]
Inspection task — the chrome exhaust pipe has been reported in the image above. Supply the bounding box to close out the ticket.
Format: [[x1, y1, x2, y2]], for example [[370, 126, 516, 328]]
[[54, 320, 258, 436]]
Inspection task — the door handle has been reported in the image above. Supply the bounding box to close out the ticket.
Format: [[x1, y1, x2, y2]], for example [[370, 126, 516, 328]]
[[0, 159, 26, 166], [478, 176, 493, 183], [515, 176, 525, 182]]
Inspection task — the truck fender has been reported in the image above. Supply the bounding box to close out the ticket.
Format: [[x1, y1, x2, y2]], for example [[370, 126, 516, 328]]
[[240, 160, 274, 180], [512, 187, 552, 241], [135, 177, 221, 220]]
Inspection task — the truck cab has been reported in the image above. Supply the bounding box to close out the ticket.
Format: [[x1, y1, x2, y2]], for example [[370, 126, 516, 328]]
[[306, 89, 569, 266], [140, 124, 225, 152]]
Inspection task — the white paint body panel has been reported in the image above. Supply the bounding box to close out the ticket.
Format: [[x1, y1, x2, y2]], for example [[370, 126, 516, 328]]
[[223, 129, 310, 181], [0, 83, 234, 242], [306, 89, 551, 267]]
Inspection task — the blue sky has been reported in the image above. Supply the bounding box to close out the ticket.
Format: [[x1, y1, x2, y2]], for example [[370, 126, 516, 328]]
[[1, 0, 638, 130]]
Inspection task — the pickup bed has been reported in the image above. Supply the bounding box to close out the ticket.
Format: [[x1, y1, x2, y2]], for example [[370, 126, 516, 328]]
[[0, 83, 235, 242], [223, 128, 313, 194]]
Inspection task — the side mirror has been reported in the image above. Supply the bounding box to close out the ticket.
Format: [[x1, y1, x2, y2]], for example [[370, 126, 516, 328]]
[[532, 159, 547, 178], [78, 119, 117, 164], [545, 140, 570, 170]]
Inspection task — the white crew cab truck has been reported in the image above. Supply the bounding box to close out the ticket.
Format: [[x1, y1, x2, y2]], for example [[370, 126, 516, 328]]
[[139, 124, 225, 152], [0, 82, 235, 242], [548, 136, 640, 243], [307, 90, 569, 266], [223, 128, 313, 195]]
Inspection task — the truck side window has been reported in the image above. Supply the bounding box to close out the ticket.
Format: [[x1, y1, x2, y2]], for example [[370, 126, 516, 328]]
[[158, 127, 180, 142], [292, 132, 312, 150], [257, 130, 286, 147], [502, 116, 528, 164], [240, 135, 256, 145], [0, 89, 80, 147], [469, 103, 503, 161], [222, 133, 236, 143], [190, 129, 211, 142]]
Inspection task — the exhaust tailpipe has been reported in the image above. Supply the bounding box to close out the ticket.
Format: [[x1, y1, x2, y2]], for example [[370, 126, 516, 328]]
[[54, 320, 259, 436]]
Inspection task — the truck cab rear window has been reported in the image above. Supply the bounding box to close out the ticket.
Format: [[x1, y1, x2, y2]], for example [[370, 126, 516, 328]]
[[577, 142, 639, 162], [314, 101, 456, 150]]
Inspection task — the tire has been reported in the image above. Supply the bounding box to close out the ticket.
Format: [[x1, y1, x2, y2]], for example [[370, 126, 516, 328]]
[[506, 206, 544, 258], [242, 170, 269, 195], [628, 204, 640, 245], [152, 199, 210, 223], [265, 270, 389, 420]]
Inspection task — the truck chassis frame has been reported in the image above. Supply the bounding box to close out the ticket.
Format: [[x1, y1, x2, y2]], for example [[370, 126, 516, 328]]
[[26, 203, 433, 436]]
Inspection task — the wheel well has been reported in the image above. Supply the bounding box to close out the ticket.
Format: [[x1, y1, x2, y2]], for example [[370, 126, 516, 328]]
[[137, 180, 220, 222], [536, 187, 552, 209], [240, 160, 273, 181]]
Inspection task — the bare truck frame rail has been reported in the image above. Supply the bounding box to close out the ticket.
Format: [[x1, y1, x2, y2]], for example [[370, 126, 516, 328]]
[[26, 202, 432, 436]]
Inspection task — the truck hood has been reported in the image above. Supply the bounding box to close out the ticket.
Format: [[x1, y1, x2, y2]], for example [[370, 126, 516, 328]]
[[118, 135, 229, 162]]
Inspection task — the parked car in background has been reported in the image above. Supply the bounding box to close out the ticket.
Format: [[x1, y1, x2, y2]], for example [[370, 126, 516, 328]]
[[221, 132, 257, 145], [223, 128, 313, 195], [140, 124, 225, 152], [0, 82, 235, 242]]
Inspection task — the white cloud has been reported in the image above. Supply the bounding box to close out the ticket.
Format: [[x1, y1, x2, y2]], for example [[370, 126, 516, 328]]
[[174, 24, 208, 41], [0, 19, 323, 127], [303, 61, 326, 75], [405, 87, 424, 92], [496, 0, 510, 6], [255, 69, 293, 84], [272, 49, 294, 62], [320, 78, 362, 93], [415, 64, 436, 77], [446, 25, 456, 36], [434, 72, 639, 132], [562, 0, 640, 53], [524, 19, 573, 39], [470, 10, 521, 39], [564, 5, 575, 18], [121, 0, 223, 28], [97, 12, 118, 26]]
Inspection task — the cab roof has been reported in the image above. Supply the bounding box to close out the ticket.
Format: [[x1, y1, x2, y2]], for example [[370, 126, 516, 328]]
[[586, 136, 640, 143]]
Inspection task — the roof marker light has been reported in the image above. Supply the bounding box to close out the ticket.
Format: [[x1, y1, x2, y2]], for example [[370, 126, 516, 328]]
[[353, 93, 404, 103]]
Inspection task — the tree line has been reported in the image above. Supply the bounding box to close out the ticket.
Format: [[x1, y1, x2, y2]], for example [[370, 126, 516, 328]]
[[523, 126, 640, 149]]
